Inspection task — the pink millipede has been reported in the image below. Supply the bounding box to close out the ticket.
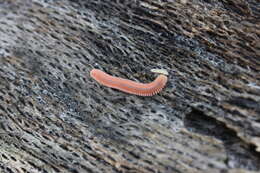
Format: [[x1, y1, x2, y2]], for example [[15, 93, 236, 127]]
[[90, 69, 168, 96]]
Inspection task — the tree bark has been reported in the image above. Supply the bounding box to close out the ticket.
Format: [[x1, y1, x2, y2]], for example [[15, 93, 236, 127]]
[[0, 0, 259, 172]]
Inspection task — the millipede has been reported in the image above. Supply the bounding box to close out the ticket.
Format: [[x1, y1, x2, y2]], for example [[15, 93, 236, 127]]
[[90, 69, 168, 96]]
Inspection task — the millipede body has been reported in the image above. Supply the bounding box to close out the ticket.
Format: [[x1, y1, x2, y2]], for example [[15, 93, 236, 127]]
[[90, 69, 168, 96]]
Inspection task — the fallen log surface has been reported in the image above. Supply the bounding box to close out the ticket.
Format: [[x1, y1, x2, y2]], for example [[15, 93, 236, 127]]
[[0, 0, 259, 172]]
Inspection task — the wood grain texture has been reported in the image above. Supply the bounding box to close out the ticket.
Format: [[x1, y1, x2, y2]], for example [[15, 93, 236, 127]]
[[0, 0, 259, 173]]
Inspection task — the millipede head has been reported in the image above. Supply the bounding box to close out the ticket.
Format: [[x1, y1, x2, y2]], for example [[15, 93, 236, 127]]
[[150, 69, 168, 76]]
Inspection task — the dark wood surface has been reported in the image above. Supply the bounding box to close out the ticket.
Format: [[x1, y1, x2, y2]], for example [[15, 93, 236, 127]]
[[0, 0, 259, 172]]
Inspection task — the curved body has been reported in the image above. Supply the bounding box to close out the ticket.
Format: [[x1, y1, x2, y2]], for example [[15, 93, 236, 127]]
[[90, 69, 167, 96]]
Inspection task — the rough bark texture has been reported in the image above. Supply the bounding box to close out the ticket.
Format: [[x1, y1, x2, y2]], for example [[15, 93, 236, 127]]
[[0, 0, 259, 172]]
